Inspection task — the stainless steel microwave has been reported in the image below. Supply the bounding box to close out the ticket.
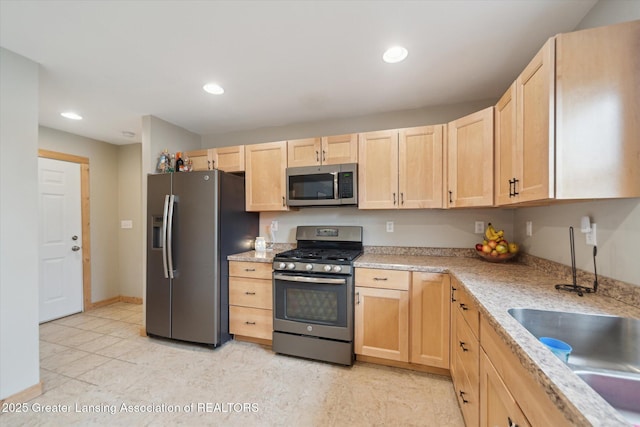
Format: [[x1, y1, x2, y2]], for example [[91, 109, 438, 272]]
[[286, 163, 358, 207]]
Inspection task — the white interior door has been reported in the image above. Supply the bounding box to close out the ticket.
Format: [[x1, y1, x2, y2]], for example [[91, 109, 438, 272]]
[[38, 157, 83, 323]]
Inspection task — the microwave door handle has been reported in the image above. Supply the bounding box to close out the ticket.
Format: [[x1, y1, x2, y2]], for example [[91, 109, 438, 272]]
[[333, 172, 339, 200], [273, 274, 347, 285]]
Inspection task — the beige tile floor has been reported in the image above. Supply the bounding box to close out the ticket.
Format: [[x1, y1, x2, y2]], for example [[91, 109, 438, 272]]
[[1, 302, 464, 426]]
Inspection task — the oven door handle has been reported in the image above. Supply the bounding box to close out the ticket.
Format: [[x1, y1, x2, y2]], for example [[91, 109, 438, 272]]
[[274, 274, 347, 285]]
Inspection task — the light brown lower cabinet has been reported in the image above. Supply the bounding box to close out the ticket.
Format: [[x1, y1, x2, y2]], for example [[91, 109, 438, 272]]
[[480, 349, 530, 427], [355, 268, 451, 370], [228, 261, 273, 342], [354, 268, 410, 362]]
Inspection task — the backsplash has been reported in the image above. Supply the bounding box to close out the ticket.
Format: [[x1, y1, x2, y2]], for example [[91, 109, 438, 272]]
[[518, 253, 639, 308]]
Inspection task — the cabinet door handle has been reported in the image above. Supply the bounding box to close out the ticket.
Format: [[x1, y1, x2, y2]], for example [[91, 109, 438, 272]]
[[322, 150, 326, 162], [373, 277, 388, 281], [244, 321, 256, 325], [459, 390, 469, 404], [508, 417, 518, 427], [282, 196, 286, 207], [245, 291, 256, 295], [513, 178, 519, 196], [400, 192, 404, 205], [207, 160, 212, 170], [459, 303, 469, 311], [448, 190, 453, 204], [508, 178, 514, 198], [315, 150, 319, 162], [393, 192, 396, 205], [244, 268, 256, 272], [451, 287, 457, 302], [356, 291, 360, 305], [459, 341, 468, 352]]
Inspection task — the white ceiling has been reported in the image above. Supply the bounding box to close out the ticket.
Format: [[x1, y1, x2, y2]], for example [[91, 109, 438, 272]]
[[0, 0, 597, 145]]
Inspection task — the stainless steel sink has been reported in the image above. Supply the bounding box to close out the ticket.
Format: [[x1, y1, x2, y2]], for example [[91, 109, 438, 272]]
[[508, 308, 640, 423], [507, 308, 640, 373], [574, 370, 640, 425]]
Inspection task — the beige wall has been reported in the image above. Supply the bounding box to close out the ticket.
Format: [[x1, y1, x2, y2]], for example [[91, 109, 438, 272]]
[[201, 99, 495, 148], [260, 207, 515, 249], [39, 127, 144, 301], [0, 48, 40, 400], [118, 144, 143, 298]]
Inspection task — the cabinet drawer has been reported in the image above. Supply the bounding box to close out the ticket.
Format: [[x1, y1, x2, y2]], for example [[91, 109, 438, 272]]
[[355, 268, 410, 290], [229, 261, 272, 280], [229, 277, 272, 310], [229, 306, 273, 340], [454, 309, 480, 386], [454, 349, 480, 427], [453, 284, 479, 338]]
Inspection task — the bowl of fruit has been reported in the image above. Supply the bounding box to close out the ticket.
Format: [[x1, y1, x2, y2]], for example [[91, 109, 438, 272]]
[[475, 223, 519, 262]]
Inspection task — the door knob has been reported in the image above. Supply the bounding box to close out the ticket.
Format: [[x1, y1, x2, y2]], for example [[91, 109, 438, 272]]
[[72, 245, 81, 252]]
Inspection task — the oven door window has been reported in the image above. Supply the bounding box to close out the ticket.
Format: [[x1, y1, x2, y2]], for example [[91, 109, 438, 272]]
[[275, 279, 347, 327], [288, 173, 336, 200]]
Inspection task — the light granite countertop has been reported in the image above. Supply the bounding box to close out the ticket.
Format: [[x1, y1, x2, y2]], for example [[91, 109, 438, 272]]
[[355, 253, 640, 427], [228, 249, 639, 425]]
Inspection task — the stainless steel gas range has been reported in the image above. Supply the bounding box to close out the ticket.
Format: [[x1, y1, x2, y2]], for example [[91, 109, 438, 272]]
[[272, 226, 363, 365]]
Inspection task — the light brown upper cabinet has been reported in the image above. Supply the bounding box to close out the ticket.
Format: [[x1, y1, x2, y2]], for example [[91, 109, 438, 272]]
[[183, 149, 212, 171], [184, 146, 245, 172], [495, 21, 640, 205], [495, 39, 554, 206], [555, 20, 640, 199], [359, 125, 444, 209], [447, 107, 494, 208], [245, 141, 288, 212], [287, 134, 358, 167], [213, 145, 245, 172]]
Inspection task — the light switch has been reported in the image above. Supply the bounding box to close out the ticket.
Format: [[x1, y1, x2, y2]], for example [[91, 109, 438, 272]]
[[526, 221, 533, 237], [121, 220, 133, 229]]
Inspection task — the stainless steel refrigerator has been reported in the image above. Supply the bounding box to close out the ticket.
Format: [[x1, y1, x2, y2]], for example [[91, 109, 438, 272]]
[[146, 170, 258, 346]]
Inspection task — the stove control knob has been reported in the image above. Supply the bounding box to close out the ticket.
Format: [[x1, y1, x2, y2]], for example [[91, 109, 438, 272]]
[[287, 263, 296, 270], [277, 262, 286, 270], [305, 264, 313, 271], [333, 265, 342, 273], [323, 265, 332, 272]]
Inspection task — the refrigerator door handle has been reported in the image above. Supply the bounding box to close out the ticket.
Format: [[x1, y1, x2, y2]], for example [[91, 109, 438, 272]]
[[167, 194, 176, 279], [161, 194, 170, 279]]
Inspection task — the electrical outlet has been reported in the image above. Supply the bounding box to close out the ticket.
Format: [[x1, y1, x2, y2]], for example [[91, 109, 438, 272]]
[[270, 220, 278, 232], [386, 221, 394, 232], [475, 221, 485, 234], [526, 221, 533, 237], [586, 223, 597, 246]]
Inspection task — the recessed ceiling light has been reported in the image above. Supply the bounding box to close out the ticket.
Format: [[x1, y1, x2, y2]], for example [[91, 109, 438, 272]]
[[61, 111, 83, 120], [203, 83, 224, 95], [383, 46, 408, 64]]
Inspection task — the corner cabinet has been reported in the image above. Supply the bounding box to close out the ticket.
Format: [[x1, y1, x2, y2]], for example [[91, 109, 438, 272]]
[[287, 134, 358, 167], [446, 107, 494, 208], [359, 125, 444, 209], [495, 39, 555, 205], [410, 272, 450, 368], [245, 141, 288, 212], [183, 149, 213, 171]]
